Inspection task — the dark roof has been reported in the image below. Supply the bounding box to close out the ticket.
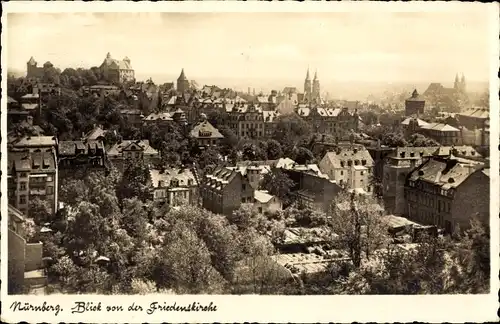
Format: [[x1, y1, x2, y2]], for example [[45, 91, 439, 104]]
[[58, 140, 104, 156], [408, 158, 475, 189], [8, 150, 56, 173]]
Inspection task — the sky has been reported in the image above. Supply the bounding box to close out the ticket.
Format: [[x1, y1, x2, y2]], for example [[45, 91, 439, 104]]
[[6, 11, 493, 93]]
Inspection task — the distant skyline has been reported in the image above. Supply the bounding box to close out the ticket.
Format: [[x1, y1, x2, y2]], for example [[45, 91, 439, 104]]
[[7, 11, 492, 94]]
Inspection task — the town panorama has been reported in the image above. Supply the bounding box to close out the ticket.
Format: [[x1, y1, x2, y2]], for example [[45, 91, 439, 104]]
[[7, 50, 490, 295]]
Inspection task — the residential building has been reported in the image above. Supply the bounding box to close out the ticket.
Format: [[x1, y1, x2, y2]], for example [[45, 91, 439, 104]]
[[107, 139, 160, 170], [99, 52, 135, 84], [254, 190, 282, 214], [57, 139, 108, 177], [284, 163, 342, 212], [149, 168, 199, 206], [318, 145, 374, 194], [201, 166, 255, 216], [190, 119, 224, 147], [382, 145, 482, 215], [419, 123, 461, 146], [8, 206, 47, 294], [404, 89, 425, 116], [143, 112, 174, 127], [404, 156, 489, 232], [365, 143, 396, 196], [296, 106, 359, 141], [177, 68, 190, 94], [8, 135, 58, 153], [227, 103, 266, 139], [8, 149, 58, 217], [119, 108, 144, 127]]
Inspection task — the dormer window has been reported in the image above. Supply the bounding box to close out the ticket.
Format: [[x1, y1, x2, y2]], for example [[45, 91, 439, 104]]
[[361, 160, 366, 166], [171, 179, 179, 187], [410, 152, 415, 157], [354, 160, 359, 166], [347, 160, 352, 167], [400, 152, 405, 158], [340, 161, 345, 167]]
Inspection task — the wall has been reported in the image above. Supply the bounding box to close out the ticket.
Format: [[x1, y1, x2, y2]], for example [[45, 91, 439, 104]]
[[8, 229, 26, 294], [25, 242, 44, 272], [451, 170, 490, 230]]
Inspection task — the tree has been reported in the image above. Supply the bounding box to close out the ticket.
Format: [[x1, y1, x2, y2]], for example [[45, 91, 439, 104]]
[[407, 133, 439, 147], [261, 168, 295, 207], [156, 221, 227, 294], [328, 191, 389, 268], [293, 146, 315, 164], [118, 160, 151, 202], [266, 139, 283, 160], [380, 132, 407, 147], [28, 198, 53, 225]]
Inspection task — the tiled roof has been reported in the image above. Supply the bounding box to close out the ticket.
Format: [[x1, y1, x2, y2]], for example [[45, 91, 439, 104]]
[[143, 112, 173, 121], [205, 166, 240, 190], [107, 140, 158, 157], [408, 158, 475, 189], [254, 190, 274, 204], [12, 136, 57, 148], [401, 117, 429, 126], [21, 93, 39, 99], [84, 126, 107, 140], [8, 150, 57, 173], [458, 107, 489, 119], [190, 120, 224, 139], [7, 96, 18, 104], [420, 123, 459, 132], [150, 168, 197, 188], [263, 110, 280, 123], [58, 140, 104, 156], [322, 147, 374, 169], [21, 103, 39, 110]]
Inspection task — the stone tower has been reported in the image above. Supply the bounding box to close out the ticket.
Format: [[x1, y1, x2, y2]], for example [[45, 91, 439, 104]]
[[177, 68, 190, 94], [312, 70, 320, 102], [304, 68, 312, 102]]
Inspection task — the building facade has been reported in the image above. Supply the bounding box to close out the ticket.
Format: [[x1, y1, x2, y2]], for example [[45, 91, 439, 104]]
[[318, 145, 374, 194], [405, 89, 426, 116], [149, 168, 199, 206], [99, 52, 135, 84], [201, 167, 255, 216], [296, 106, 359, 141], [8, 149, 58, 218], [107, 139, 160, 170], [57, 140, 108, 177], [190, 119, 224, 147]]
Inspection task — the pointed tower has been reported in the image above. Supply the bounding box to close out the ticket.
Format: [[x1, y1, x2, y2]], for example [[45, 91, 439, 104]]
[[312, 69, 320, 102], [460, 73, 466, 93], [454, 73, 460, 90], [27, 57, 38, 77], [177, 68, 190, 94], [304, 67, 312, 103]]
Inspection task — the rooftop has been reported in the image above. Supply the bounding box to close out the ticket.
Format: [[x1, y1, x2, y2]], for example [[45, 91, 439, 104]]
[[150, 168, 197, 188], [58, 140, 104, 156], [408, 157, 479, 189], [254, 190, 274, 204], [107, 139, 158, 157], [190, 120, 224, 139]]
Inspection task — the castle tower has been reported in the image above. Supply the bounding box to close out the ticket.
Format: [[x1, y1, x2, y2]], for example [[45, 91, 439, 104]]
[[177, 68, 190, 94], [304, 67, 312, 102], [27, 57, 38, 77], [312, 70, 320, 102]]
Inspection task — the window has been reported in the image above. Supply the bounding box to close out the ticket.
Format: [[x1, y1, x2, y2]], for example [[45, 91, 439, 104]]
[[47, 176, 53, 182], [367, 186, 371, 192], [47, 186, 54, 195], [20, 182, 27, 191], [360, 171, 364, 176], [20, 195, 27, 205], [340, 171, 344, 176], [241, 197, 246, 203], [242, 183, 246, 190], [20, 172, 27, 178], [258, 207, 263, 213]]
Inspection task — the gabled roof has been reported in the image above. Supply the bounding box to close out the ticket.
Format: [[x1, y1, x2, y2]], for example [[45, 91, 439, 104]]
[[421, 123, 459, 132], [107, 140, 158, 157], [190, 120, 224, 139], [321, 147, 374, 169], [408, 158, 476, 189], [150, 168, 197, 188], [143, 112, 173, 121], [8, 150, 57, 173], [58, 140, 104, 156], [458, 107, 489, 119], [11, 136, 57, 148], [254, 190, 275, 204], [84, 126, 107, 140], [401, 117, 429, 126]]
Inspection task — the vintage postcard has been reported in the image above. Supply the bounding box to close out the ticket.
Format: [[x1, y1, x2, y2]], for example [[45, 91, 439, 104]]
[[1, 1, 499, 323]]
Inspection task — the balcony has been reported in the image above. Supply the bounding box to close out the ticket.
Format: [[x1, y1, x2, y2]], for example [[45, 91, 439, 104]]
[[29, 189, 46, 196]]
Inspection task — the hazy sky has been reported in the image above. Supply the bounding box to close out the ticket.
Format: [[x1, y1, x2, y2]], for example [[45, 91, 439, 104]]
[[7, 11, 493, 88]]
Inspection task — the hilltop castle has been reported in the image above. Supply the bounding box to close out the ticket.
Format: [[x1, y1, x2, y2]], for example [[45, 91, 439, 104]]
[[99, 52, 135, 84]]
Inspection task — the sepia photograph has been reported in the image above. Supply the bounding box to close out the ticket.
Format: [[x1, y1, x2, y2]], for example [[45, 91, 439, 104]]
[[1, 1, 498, 323]]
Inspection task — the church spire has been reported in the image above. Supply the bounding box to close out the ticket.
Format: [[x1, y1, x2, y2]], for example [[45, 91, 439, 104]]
[[178, 68, 188, 81], [305, 67, 311, 81], [314, 70, 318, 81]]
